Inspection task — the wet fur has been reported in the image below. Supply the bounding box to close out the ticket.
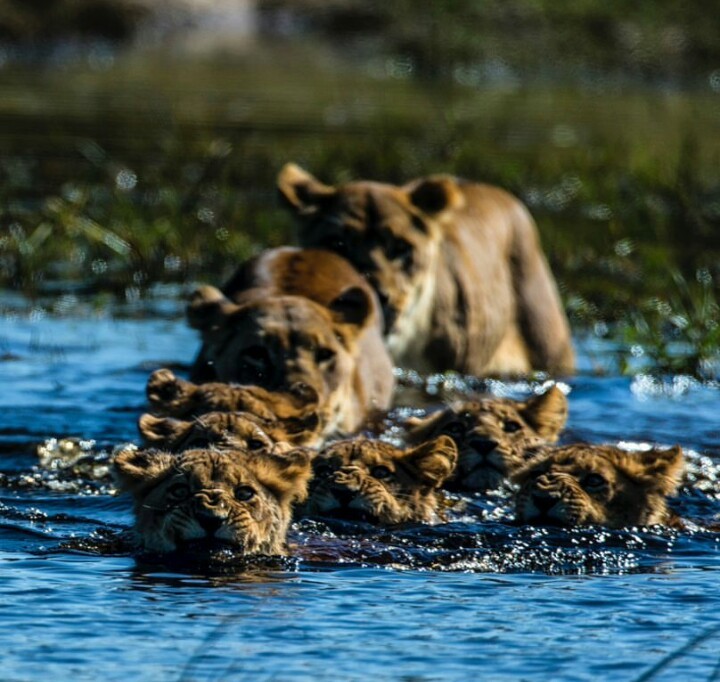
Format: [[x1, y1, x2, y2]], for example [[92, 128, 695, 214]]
[[405, 385, 568, 491], [300, 436, 457, 524], [513, 444, 684, 528], [114, 447, 313, 554]]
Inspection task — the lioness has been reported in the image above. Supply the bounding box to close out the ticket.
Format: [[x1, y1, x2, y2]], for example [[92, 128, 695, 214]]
[[187, 248, 394, 437], [278, 163, 574, 375], [114, 447, 313, 554], [513, 444, 684, 528], [405, 385, 568, 491], [300, 436, 457, 524]]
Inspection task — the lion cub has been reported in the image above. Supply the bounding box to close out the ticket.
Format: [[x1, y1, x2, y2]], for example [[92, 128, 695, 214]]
[[405, 385, 568, 492], [300, 436, 457, 525], [114, 447, 313, 555], [278, 164, 574, 375], [513, 444, 684, 528], [138, 411, 302, 452]]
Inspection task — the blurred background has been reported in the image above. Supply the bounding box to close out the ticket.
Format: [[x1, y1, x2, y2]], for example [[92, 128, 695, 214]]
[[1, 0, 719, 375]]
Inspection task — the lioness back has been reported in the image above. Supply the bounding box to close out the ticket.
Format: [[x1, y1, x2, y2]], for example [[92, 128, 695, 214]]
[[278, 164, 574, 376]]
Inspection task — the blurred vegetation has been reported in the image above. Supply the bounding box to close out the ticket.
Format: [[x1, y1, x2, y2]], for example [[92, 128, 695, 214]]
[[0, 1, 719, 375]]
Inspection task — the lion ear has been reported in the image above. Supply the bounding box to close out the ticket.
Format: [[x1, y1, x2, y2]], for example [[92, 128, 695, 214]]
[[257, 448, 316, 504], [186, 285, 237, 337], [404, 410, 449, 445], [406, 435, 458, 488], [138, 414, 189, 448], [113, 447, 175, 494], [406, 176, 465, 216], [277, 163, 336, 215], [521, 385, 568, 442], [328, 286, 372, 326], [634, 446, 685, 496]]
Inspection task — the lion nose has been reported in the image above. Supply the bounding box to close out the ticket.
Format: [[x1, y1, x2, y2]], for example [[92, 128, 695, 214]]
[[332, 487, 356, 508], [195, 510, 224, 536], [531, 493, 556, 514], [469, 438, 498, 458]]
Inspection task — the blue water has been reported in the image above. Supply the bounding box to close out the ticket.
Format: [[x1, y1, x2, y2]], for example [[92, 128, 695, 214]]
[[2, 310, 720, 681]]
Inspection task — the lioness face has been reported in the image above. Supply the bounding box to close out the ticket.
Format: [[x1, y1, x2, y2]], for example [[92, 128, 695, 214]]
[[188, 290, 361, 435], [406, 386, 568, 491], [301, 436, 457, 525], [278, 164, 455, 352], [114, 448, 313, 554], [513, 445, 684, 528], [138, 411, 304, 452]]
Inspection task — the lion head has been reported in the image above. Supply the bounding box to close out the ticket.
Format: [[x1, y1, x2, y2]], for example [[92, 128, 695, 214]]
[[513, 444, 684, 528], [187, 285, 389, 437], [405, 385, 568, 491], [114, 447, 314, 554], [278, 163, 453, 354], [138, 411, 311, 452], [146, 368, 320, 422], [300, 436, 457, 525]]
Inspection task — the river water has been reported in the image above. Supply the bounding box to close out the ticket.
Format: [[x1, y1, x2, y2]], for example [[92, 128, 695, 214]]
[[2, 306, 720, 681]]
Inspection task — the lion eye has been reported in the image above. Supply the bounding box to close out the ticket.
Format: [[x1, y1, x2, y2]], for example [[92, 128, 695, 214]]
[[167, 482, 190, 501], [314, 463, 334, 478], [371, 465, 393, 480], [503, 420, 523, 434], [246, 438, 267, 451], [582, 473, 607, 490], [234, 485, 255, 502], [443, 421, 466, 438], [315, 347, 336, 364], [386, 238, 414, 269]]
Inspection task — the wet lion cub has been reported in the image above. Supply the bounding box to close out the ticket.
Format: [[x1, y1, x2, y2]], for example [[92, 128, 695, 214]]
[[513, 444, 684, 528], [405, 385, 568, 491], [279, 164, 574, 375], [300, 436, 458, 524], [114, 447, 313, 554]]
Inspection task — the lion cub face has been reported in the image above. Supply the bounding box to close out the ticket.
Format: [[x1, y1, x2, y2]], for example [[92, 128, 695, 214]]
[[188, 287, 369, 435], [406, 386, 568, 491], [278, 163, 455, 349], [114, 448, 313, 555], [513, 444, 684, 528], [301, 436, 457, 525]]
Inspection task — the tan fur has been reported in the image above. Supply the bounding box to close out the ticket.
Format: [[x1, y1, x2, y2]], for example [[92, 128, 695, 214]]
[[114, 447, 313, 554], [138, 411, 310, 452], [186, 248, 395, 438], [513, 444, 684, 528], [144, 369, 323, 447], [147, 368, 319, 421], [278, 163, 574, 375], [405, 385, 568, 491], [300, 436, 457, 524]]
